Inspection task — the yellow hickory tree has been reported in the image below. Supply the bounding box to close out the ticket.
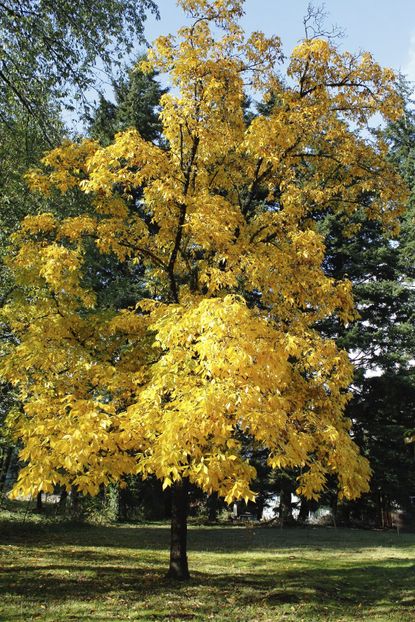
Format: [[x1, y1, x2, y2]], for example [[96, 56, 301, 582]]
[[1, 0, 407, 578]]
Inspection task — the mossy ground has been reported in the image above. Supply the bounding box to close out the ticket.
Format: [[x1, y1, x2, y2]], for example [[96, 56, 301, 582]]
[[1, 501, 414, 621]]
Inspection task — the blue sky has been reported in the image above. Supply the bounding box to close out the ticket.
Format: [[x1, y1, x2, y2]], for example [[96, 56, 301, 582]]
[[67, 1, 415, 131], [143, 0, 415, 82]]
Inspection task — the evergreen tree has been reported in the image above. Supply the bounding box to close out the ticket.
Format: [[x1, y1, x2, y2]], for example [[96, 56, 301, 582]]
[[319, 85, 415, 524], [89, 59, 166, 145]]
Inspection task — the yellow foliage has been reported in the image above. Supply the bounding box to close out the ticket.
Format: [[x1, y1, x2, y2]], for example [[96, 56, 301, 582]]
[[3, 0, 407, 503]]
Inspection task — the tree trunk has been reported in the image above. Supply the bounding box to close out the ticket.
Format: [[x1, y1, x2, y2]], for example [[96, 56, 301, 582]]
[[298, 497, 310, 523], [167, 480, 190, 580], [36, 491, 43, 512], [384, 494, 392, 528], [117, 485, 129, 522], [71, 486, 81, 519], [255, 493, 265, 521], [280, 489, 294, 525], [207, 492, 218, 522], [58, 488, 68, 512], [377, 490, 384, 528], [0, 446, 13, 493]]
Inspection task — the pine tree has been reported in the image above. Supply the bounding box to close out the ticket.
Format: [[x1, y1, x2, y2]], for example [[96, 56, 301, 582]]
[[89, 58, 166, 146], [318, 84, 415, 524]]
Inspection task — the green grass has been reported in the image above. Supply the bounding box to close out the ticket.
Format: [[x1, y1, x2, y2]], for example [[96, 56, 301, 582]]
[[1, 504, 414, 621]]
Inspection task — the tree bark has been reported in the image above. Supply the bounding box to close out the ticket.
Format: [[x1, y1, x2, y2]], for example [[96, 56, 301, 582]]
[[71, 486, 81, 519], [207, 491, 218, 523], [255, 492, 265, 521], [58, 488, 68, 512], [36, 491, 43, 512], [280, 489, 294, 525], [0, 446, 13, 493], [384, 494, 392, 528], [167, 479, 190, 580], [117, 485, 129, 522], [298, 497, 310, 523], [377, 490, 384, 528]]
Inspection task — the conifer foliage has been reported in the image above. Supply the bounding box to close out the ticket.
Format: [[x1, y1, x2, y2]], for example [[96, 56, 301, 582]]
[[1, 0, 407, 577]]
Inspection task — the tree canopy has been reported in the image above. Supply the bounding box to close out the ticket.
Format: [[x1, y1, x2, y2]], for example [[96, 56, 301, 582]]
[[0, 0, 158, 133]]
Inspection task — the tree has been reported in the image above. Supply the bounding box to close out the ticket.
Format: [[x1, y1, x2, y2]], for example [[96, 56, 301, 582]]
[[0, 48, 165, 508], [89, 57, 166, 146], [0, 102, 66, 497], [0, 0, 158, 136], [320, 208, 415, 523], [385, 84, 415, 457], [1, 0, 406, 579], [315, 82, 415, 524], [349, 373, 415, 525]]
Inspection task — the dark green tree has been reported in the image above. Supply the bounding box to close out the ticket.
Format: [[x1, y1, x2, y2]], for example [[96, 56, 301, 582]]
[[89, 58, 166, 145], [250, 80, 415, 526], [318, 85, 415, 525]]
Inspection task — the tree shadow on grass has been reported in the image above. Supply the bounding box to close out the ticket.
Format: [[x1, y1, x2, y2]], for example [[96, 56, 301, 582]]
[[1, 548, 414, 614], [2, 521, 415, 552]]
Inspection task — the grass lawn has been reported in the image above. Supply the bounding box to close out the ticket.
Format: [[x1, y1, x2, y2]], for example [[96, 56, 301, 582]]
[[1, 505, 414, 621]]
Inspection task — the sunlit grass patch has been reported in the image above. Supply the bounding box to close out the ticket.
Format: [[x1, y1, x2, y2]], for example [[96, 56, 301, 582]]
[[1, 509, 414, 621]]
